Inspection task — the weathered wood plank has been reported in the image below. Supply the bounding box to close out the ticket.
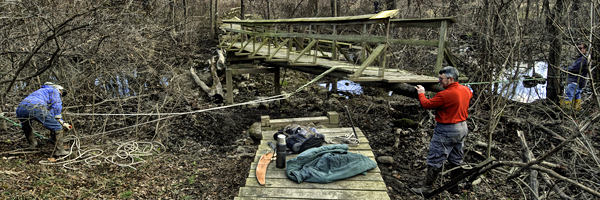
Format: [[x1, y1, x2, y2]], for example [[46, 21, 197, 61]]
[[222, 11, 395, 26], [390, 17, 455, 28], [351, 44, 386, 80], [266, 116, 330, 128], [247, 170, 383, 181], [244, 178, 387, 190], [235, 197, 307, 200], [256, 141, 373, 152], [249, 162, 381, 173], [237, 187, 390, 199], [252, 149, 375, 162], [223, 28, 440, 47], [262, 127, 365, 136]]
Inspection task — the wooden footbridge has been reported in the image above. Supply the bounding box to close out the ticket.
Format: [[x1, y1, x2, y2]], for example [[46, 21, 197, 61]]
[[236, 113, 390, 200], [219, 10, 459, 104]]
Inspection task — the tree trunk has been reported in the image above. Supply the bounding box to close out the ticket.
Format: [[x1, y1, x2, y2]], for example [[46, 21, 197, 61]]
[[330, 0, 337, 17], [385, 0, 396, 11], [309, 0, 318, 17], [215, 0, 219, 39], [171, 0, 176, 29], [210, 0, 214, 38], [267, 0, 271, 19], [240, 0, 245, 20], [545, 0, 564, 101]]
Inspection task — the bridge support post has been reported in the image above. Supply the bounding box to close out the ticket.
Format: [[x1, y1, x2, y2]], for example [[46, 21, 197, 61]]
[[274, 66, 280, 95], [226, 68, 233, 105]]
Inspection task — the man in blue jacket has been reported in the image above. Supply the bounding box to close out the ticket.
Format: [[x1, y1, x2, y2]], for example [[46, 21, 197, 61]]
[[562, 43, 589, 111], [16, 82, 70, 156]]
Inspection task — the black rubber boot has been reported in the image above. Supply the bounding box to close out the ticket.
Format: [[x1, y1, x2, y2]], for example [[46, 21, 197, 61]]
[[447, 163, 463, 194], [22, 120, 37, 148], [23, 127, 37, 148], [52, 130, 68, 157], [410, 165, 440, 196]]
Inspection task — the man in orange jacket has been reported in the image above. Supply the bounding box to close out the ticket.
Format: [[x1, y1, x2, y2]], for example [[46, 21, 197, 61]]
[[410, 66, 473, 196]]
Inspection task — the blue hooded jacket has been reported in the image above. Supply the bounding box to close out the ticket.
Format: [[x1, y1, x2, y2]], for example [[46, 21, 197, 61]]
[[19, 85, 63, 118], [567, 54, 589, 88]]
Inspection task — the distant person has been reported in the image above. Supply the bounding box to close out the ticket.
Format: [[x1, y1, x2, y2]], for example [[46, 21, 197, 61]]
[[16, 82, 70, 156], [411, 66, 473, 196], [562, 43, 589, 111]]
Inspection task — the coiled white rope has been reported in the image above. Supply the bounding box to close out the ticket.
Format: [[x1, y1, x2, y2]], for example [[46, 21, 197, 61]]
[[39, 135, 165, 170]]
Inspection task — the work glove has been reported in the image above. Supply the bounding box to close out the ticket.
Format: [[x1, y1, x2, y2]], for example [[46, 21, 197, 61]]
[[57, 119, 72, 130], [63, 122, 72, 130]]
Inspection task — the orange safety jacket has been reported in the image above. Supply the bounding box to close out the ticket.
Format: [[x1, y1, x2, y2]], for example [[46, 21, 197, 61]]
[[418, 82, 472, 124]]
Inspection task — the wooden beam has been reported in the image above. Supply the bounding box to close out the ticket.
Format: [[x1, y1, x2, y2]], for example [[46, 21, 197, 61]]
[[222, 28, 441, 46], [250, 38, 269, 57], [226, 68, 233, 104], [238, 36, 254, 53], [350, 44, 386, 80], [336, 43, 353, 63], [268, 38, 289, 60], [291, 39, 318, 64], [435, 20, 448, 73], [222, 10, 398, 26], [390, 18, 455, 28], [444, 46, 457, 68], [293, 37, 304, 51], [226, 34, 242, 51]]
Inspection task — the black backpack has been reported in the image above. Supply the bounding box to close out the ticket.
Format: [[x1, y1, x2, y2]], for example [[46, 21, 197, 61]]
[[274, 124, 325, 154]]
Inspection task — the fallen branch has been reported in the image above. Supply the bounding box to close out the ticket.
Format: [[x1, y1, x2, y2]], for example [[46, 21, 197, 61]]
[[507, 131, 579, 180], [517, 130, 539, 200], [536, 125, 566, 141], [478, 161, 598, 198], [190, 67, 211, 92]]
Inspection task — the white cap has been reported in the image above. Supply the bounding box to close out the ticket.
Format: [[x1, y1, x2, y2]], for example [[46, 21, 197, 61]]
[[277, 134, 286, 144], [44, 82, 64, 90]]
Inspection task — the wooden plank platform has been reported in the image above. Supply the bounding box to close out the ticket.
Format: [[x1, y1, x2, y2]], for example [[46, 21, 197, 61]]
[[236, 122, 390, 200], [224, 41, 440, 84]]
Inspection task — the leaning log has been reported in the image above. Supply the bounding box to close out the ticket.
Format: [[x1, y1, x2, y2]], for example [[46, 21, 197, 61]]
[[190, 67, 211, 93], [217, 49, 226, 70], [270, 63, 442, 98], [210, 63, 224, 103], [363, 82, 443, 98], [190, 67, 223, 102]]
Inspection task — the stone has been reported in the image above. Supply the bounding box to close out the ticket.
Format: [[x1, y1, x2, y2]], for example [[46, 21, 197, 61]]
[[377, 156, 394, 164], [248, 122, 262, 140]]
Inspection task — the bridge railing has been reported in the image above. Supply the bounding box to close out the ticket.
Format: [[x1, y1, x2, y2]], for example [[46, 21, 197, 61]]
[[219, 10, 455, 82]]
